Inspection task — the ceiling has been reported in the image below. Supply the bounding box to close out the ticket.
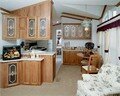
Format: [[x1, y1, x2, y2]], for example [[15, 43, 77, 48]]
[[0, 0, 119, 22]]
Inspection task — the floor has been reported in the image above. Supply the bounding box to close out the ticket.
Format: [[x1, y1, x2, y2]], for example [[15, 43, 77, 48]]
[[1, 56, 82, 96]]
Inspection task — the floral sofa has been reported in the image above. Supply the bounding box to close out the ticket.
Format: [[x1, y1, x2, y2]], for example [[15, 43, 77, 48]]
[[77, 63, 120, 96]]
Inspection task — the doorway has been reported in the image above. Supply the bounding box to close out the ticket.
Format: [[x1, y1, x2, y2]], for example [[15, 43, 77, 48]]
[[56, 29, 62, 73]]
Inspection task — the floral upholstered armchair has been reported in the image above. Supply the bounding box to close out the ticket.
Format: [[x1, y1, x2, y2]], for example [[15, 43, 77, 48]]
[[77, 64, 120, 96]]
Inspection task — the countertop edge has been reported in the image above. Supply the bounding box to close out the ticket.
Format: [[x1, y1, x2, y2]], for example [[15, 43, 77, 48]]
[[0, 57, 44, 63]]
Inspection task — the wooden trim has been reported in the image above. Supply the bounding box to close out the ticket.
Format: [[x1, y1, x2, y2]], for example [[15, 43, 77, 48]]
[[97, 13, 120, 27], [0, 7, 11, 13], [52, 23, 61, 26], [61, 15, 83, 21], [116, 2, 120, 7], [62, 23, 81, 25], [62, 12, 97, 20], [98, 5, 107, 20]]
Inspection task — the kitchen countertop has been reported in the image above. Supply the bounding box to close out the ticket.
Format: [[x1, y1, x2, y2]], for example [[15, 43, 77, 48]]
[[22, 50, 56, 55], [0, 57, 44, 63], [62, 49, 83, 52], [0, 50, 56, 63]]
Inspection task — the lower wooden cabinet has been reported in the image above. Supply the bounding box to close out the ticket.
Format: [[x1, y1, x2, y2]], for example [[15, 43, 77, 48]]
[[0, 62, 20, 88], [22, 61, 42, 85], [0, 55, 55, 88], [63, 50, 82, 65], [40, 54, 56, 82]]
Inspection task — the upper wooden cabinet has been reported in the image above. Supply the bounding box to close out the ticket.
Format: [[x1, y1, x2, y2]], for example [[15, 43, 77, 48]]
[[10, 0, 52, 40], [2, 15, 19, 40], [38, 1, 52, 40], [63, 23, 91, 39], [19, 17, 27, 39]]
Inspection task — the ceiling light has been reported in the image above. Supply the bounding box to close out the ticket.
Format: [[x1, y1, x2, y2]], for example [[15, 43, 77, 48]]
[[82, 19, 91, 32], [81, 5, 91, 32]]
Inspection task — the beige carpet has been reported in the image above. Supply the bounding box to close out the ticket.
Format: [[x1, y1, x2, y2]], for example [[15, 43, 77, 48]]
[[1, 65, 82, 96]]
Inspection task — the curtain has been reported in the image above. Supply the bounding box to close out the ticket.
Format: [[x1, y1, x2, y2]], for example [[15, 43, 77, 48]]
[[97, 27, 120, 65], [108, 28, 117, 64], [104, 30, 110, 64], [101, 32, 105, 62], [116, 27, 120, 64], [97, 31, 105, 63], [97, 32, 102, 54]]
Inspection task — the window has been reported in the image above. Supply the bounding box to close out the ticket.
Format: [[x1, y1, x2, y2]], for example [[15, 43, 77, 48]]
[[102, 6, 119, 22], [113, 10, 117, 17], [102, 12, 109, 22]]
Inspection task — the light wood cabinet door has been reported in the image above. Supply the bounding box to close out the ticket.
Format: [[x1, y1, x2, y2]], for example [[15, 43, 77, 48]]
[[1, 62, 20, 88], [63, 25, 70, 39], [40, 54, 56, 82], [63, 51, 70, 64], [38, 1, 52, 40], [19, 17, 27, 39], [2, 15, 19, 40], [29, 61, 41, 85], [27, 17, 37, 40], [22, 61, 42, 85], [22, 61, 30, 84]]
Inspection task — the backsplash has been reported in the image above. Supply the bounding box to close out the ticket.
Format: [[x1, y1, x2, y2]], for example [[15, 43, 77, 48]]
[[63, 40, 91, 47]]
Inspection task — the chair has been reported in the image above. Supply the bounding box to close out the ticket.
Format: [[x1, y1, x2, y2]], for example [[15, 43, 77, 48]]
[[81, 53, 102, 74], [80, 42, 95, 72]]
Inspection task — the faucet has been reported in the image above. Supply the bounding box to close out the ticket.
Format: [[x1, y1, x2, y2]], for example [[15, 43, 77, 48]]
[[29, 46, 33, 51]]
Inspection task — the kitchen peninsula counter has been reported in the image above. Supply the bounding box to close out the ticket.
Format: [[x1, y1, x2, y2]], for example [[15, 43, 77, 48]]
[[0, 51, 56, 88], [0, 57, 44, 63]]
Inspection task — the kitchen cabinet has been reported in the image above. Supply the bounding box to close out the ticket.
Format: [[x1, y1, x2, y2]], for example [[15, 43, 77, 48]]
[[63, 23, 91, 39], [40, 54, 56, 82], [19, 17, 27, 39], [63, 51, 70, 64], [38, 1, 52, 40], [63, 50, 82, 65], [2, 15, 19, 40], [0, 62, 20, 88], [27, 17, 37, 39], [11, 0, 52, 40], [22, 61, 42, 85]]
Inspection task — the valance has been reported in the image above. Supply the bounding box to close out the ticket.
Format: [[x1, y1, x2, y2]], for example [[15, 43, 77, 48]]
[[97, 19, 120, 32]]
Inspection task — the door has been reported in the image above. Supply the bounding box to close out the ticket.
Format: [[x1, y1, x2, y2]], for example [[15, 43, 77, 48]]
[[22, 61, 42, 85], [29, 61, 41, 85], [38, 1, 52, 40], [2, 15, 19, 40], [38, 18, 47, 39], [22, 61, 30, 84], [27, 17, 37, 39], [1, 62, 19, 88]]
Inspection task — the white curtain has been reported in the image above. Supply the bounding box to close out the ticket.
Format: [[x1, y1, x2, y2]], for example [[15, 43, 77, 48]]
[[104, 30, 110, 64], [97, 31, 105, 63], [116, 27, 120, 64], [101, 32, 105, 62], [97, 27, 120, 65], [108, 28, 117, 64], [97, 32, 102, 54]]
